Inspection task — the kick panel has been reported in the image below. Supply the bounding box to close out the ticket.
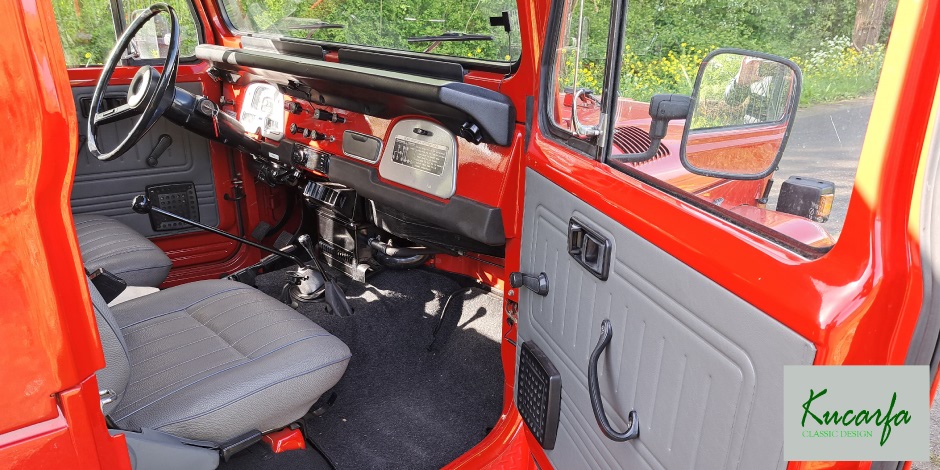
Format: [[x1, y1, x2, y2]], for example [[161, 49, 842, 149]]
[[517, 169, 815, 470]]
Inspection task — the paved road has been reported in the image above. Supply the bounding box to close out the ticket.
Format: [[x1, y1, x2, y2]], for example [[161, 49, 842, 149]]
[[780, 99, 940, 468], [770, 97, 875, 239]]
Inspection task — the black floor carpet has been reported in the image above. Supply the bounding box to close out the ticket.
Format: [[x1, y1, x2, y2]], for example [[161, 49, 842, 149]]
[[251, 267, 505, 470]]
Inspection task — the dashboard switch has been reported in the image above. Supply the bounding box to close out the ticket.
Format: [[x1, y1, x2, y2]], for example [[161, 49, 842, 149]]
[[459, 121, 484, 145], [289, 123, 307, 135], [285, 101, 303, 114], [305, 129, 327, 141], [313, 109, 345, 124]]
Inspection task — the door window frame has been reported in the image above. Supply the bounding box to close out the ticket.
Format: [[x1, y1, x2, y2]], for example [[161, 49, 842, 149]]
[[536, 0, 835, 258], [538, 0, 628, 160]]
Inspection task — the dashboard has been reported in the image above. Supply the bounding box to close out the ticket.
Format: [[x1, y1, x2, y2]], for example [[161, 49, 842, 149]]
[[200, 43, 520, 251]]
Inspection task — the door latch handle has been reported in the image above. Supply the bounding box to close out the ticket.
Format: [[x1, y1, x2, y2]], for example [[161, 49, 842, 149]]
[[509, 271, 549, 296], [569, 218, 611, 280], [589, 319, 639, 442]]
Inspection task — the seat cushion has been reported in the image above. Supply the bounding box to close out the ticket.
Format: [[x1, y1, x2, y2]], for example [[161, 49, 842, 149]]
[[75, 213, 172, 287], [106, 279, 351, 443]]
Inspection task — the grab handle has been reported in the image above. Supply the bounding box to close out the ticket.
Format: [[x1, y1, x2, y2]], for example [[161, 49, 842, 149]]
[[588, 319, 639, 442]]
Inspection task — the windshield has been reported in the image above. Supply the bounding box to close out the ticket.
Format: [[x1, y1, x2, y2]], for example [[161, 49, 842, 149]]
[[219, 0, 522, 63]]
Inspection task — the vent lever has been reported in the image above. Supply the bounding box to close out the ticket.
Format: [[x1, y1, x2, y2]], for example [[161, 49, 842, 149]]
[[146, 134, 172, 167], [509, 271, 549, 296]]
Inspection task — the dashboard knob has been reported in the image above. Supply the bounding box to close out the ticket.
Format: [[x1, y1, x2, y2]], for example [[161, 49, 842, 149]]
[[290, 123, 307, 135], [313, 109, 345, 124], [303, 129, 327, 141], [285, 101, 303, 114]]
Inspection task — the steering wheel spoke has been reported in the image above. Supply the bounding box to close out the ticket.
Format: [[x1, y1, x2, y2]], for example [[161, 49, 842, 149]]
[[94, 102, 140, 126]]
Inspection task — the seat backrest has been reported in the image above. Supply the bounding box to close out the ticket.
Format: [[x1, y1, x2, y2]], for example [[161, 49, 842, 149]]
[[88, 278, 130, 414]]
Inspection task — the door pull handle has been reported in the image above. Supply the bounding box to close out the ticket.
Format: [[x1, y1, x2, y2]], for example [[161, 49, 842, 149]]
[[589, 319, 639, 442], [569, 218, 611, 280]]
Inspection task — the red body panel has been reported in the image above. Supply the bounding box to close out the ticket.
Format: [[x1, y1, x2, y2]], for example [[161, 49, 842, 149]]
[[0, 0, 131, 466]]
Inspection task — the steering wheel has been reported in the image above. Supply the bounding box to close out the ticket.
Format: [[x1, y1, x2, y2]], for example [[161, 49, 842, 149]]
[[87, 3, 180, 161]]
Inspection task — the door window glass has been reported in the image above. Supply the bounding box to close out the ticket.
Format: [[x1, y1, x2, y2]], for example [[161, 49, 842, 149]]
[[547, 0, 613, 137], [547, 0, 898, 251]]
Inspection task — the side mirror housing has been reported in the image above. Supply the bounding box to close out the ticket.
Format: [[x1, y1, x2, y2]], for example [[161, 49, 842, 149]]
[[679, 48, 802, 180]]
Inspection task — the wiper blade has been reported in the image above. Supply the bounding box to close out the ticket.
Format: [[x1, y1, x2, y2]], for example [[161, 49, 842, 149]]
[[406, 32, 493, 53]]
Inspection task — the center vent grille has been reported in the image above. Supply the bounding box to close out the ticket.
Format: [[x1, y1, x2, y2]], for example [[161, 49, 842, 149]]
[[612, 126, 670, 163]]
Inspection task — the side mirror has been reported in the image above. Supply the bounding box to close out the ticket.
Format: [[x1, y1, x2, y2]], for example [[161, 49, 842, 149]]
[[680, 49, 801, 180]]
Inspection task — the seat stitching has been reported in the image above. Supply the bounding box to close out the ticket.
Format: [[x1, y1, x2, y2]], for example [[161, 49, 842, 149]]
[[110, 265, 173, 276], [116, 330, 330, 412], [83, 247, 164, 264], [127, 324, 206, 352], [117, 286, 255, 329], [74, 217, 111, 226], [80, 232, 139, 247], [189, 297, 268, 325], [230, 318, 318, 355], [124, 294, 261, 337], [151, 354, 352, 432], [82, 244, 151, 261], [128, 344, 236, 386], [77, 224, 130, 239], [129, 333, 220, 367], [112, 332, 332, 420], [122, 314, 190, 338]]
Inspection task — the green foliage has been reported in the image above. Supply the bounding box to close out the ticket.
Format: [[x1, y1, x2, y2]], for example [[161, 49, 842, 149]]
[[50, 0, 894, 106], [52, 0, 201, 67], [220, 0, 521, 61]]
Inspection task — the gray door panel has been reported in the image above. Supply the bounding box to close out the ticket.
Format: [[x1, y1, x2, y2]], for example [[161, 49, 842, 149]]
[[71, 82, 219, 238], [518, 169, 816, 470]]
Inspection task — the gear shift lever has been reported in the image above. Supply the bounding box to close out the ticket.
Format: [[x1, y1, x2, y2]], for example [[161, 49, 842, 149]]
[[297, 234, 353, 317]]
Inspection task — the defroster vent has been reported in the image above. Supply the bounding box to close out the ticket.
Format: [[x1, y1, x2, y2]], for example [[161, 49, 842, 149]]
[[612, 126, 670, 163]]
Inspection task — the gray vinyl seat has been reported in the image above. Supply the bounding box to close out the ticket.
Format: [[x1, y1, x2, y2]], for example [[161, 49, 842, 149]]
[[91, 278, 351, 444], [75, 213, 172, 287]]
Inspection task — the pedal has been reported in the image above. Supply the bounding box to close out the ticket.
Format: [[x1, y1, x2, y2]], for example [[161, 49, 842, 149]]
[[274, 231, 294, 250], [250, 221, 271, 241]]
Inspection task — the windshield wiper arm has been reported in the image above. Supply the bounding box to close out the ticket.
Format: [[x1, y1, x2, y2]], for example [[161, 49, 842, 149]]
[[406, 31, 493, 53]]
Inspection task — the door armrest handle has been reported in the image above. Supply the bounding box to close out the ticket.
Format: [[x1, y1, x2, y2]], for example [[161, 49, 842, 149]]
[[589, 319, 640, 442]]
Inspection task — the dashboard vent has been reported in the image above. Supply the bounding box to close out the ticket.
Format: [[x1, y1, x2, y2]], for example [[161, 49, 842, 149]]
[[612, 126, 669, 164]]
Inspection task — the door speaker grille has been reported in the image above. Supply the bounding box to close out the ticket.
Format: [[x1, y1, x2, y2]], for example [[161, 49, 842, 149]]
[[516, 341, 561, 449]]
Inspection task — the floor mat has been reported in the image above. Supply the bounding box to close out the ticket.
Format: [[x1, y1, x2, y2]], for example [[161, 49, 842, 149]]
[[254, 267, 505, 470]]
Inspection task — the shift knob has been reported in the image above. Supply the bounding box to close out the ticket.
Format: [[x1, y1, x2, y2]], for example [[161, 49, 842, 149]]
[[132, 195, 152, 214], [297, 234, 317, 259]]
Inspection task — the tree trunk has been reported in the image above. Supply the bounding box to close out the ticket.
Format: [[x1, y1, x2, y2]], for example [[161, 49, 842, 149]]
[[853, 0, 889, 49]]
